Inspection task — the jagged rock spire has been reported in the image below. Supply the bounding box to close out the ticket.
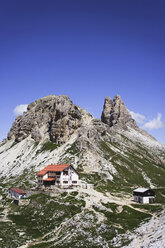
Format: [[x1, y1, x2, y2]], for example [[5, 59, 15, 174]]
[[101, 95, 138, 128]]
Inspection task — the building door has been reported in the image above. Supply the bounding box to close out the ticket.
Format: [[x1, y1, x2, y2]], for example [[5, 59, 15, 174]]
[[149, 198, 154, 203]]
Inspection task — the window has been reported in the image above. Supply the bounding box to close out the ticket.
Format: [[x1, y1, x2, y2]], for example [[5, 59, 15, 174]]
[[56, 181, 60, 183], [63, 181, 68, 184], [64, 171, 68, 175], [56, 172, 61, 175], [72, 181, 77, 184]]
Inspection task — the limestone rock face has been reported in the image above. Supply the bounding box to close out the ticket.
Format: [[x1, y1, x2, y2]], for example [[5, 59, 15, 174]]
[[77, 119, 109, 151], [8, 95, 82, 144], [101, 96, 112, 126], [101, 95, 138, 128]]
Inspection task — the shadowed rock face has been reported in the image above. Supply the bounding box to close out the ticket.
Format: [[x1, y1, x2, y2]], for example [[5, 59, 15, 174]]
[[101, 95, 138, 128], [8, 95, 82, 144]]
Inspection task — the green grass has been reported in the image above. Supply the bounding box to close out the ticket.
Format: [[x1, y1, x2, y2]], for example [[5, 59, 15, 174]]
[[0, 222, 26, 248], [101, 202, 118, 212], [77, 164, 84, 173], [34, 141, 39, 147], [10, 142, 17, 148], [112, 155, 150, 186], [126, 149, 165, 188], [153, 188, 165, 204], [8, 193, 85, 240], [6, 168, 37, 189], [65, 142, 80, 155], [38, 141, 60, 153], [131, 204, 163, 213], [70, 191, 79, 196], [80, 172, 102, 184], [0, 207, 4, 212], [100, 140, 116, 159], [29, 242, 55, 248], [60, 192, 68, 197], [93, 204, 151, 231]]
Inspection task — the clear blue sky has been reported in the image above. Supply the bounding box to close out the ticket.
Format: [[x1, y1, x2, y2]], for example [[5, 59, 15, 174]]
[[0, 0, 165, 143]]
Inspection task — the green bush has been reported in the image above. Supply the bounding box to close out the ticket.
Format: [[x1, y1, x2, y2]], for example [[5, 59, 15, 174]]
[[39, 142, 60, 153]]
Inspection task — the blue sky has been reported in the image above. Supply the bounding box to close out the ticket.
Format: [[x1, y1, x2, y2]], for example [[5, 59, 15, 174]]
[[0, 0, 165, 144]]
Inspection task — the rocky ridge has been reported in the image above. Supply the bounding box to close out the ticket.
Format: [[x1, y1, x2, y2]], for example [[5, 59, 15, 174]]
[[1, 93, 164, 180]]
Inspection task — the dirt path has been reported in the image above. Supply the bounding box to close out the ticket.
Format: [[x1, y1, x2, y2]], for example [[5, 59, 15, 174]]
[[78, 187, 133, 208]]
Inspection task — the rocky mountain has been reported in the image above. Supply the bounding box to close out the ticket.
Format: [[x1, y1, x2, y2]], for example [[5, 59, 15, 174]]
[[8, 95, 82, 144], [0, 94, 165, 248]]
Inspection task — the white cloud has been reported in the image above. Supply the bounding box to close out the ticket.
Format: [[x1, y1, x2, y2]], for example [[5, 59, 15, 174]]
[[129, 110, 146, 124], [14, 104, 28, 116], [143, 113, 164, 130]]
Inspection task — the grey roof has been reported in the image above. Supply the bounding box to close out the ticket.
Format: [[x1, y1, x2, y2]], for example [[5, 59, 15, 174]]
[[133, 187, 149, 193]]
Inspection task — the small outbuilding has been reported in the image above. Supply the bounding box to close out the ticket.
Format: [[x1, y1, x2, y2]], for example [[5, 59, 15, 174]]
[[8, 188, 26, 200], [133, 188, 155, 204]]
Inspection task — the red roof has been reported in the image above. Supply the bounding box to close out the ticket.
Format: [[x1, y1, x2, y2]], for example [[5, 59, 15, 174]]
[[37, 164, 70, 176], [11, 188, 26, 194], [43, 178, 55, 181]]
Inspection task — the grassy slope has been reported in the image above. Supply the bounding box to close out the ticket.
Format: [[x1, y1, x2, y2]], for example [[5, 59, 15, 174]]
[[85, 132, 165, 194], [0, 130, 165, 247]]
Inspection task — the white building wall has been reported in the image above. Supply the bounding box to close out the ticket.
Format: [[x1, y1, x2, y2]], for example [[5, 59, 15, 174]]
[[43, 174, 48, 179], [60, 166, 79, 187], [134, 195, 155, 204], [61, 167, 71, 186], [71, 172, 79, 184], [142, 196, 149, 204], [143, 196, 155, 204]]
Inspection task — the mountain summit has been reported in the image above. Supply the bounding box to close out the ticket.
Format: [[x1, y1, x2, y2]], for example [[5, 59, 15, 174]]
[[8, 95, 84, 144], [101, 95, 138, 129]]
